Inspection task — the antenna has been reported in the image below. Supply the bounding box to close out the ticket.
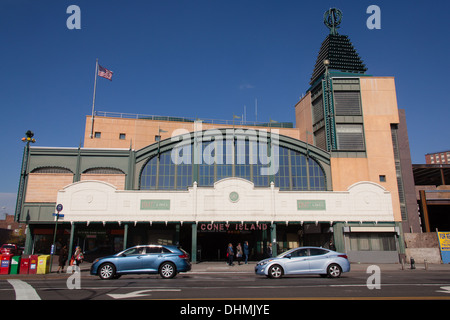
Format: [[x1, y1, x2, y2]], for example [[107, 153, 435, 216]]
[[244, 105, 246, 123], [255, 98, 258, 123]]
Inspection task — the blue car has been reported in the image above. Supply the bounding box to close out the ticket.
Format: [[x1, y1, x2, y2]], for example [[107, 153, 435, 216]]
[[255, 246, 350, 279], [91, 245, 191, 279]]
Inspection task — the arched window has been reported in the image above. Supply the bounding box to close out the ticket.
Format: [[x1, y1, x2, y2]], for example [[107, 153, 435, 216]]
[[31, 166, 73, 174], [139, 139, 326, 191], [83, 167, 125, 174], [140, 152, 193, 190]]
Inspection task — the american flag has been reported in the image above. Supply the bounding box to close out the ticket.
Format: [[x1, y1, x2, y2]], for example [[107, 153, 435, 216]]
[[98, 64, 113, 81]]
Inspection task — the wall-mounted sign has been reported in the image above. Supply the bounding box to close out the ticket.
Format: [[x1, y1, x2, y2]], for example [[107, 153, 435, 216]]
[[199, 223, 268, 233], [438, 232, 450, 264], [140, 199, 170, 210], [297, 200, 326, 211]]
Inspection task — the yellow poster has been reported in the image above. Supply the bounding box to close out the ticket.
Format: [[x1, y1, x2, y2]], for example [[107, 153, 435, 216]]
[[438, 232, 450, 251]]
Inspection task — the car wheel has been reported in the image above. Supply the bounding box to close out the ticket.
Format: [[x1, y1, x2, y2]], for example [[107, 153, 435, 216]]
[[268, 264, 283, 279], [327, 263, 342, 278], [99, 263, 116, 280], [159, 262, 176, 279]]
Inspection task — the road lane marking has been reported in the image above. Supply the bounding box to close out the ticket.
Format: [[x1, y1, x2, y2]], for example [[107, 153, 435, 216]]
[[108, 289, 181, 299], [436, 286, 450, 294], [7, 280, 41, 300]]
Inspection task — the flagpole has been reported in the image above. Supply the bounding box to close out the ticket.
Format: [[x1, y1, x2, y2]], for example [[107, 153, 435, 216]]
[[90, 58, 99, 139]]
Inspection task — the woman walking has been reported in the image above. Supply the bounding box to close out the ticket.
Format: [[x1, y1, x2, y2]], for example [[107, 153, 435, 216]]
[[72, 246, 84, 267], [236, 243, 243, 265]]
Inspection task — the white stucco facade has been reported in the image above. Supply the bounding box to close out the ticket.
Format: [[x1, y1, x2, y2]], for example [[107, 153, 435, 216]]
[[56, 178, 394, 225]]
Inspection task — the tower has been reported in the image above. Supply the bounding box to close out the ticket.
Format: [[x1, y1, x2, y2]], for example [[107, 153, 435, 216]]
[[309, 8, 368, 153]]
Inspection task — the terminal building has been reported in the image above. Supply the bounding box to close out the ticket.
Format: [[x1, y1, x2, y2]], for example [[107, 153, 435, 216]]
[[15, 9, 419, 263]]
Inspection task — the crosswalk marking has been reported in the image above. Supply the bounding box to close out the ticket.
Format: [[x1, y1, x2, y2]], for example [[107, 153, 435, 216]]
[[7, 279, 41, 300]]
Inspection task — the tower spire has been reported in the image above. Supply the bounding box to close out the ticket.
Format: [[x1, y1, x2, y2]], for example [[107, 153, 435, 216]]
[[310, 8, 367, 85], [323, 8, 342, 35]]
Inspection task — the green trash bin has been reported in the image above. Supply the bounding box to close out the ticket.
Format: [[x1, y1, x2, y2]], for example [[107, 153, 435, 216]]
[[10, 256, 21, 274]]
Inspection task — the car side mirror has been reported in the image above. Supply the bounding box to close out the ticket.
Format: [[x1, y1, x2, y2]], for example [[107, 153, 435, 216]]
[[285, 254, 292, 259]]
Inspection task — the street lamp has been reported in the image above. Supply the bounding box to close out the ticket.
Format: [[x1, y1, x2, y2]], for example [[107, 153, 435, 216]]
[[21, 130, 36, 144], [323, 59, 330, 74], [15, 131, 36, 224]]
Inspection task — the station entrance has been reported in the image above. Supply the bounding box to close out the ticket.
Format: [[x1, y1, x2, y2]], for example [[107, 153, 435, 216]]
[[196, 222, 335, 262], [197, 223, 271, 261], [27, 221, 335, 263]]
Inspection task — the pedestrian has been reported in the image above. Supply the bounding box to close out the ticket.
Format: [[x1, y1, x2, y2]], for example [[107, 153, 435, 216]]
[[57, 245, 68, 273], [328, 239, 336, 251], [226, 243, 234, 266], [243, 241, 249, 264], [72, 246, 84, 268], [236, 243, 243, 265], [266, 243, 272, 258]]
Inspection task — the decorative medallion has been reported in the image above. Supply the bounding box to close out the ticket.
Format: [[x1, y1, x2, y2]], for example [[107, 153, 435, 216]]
[[229, 191, 239, 203]]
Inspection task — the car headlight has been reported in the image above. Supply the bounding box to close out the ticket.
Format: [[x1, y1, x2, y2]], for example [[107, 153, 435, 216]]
[[258, 259, 272, 267]]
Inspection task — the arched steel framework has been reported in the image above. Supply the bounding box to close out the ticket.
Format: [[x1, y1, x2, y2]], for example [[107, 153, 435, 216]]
[[135, 129, 331, 191]]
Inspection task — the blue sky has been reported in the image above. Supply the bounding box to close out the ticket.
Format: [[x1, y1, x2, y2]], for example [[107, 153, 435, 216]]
[[0, 0, 449, 207]]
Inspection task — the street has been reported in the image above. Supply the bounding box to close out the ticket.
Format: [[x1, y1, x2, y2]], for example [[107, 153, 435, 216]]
[[1, 262, 450, 301]]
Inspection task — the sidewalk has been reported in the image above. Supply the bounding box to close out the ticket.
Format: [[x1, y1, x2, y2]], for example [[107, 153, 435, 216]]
[[190, 261, 450, 273], [1, 260, 449, 280]]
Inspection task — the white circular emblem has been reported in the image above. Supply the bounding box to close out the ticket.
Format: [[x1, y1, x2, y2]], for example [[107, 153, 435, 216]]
[[229, 192, 239, 203]]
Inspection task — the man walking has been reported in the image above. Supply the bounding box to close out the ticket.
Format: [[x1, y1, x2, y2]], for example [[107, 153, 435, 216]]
[[243, 241, 249, 264], [227, 243, 234, 266]]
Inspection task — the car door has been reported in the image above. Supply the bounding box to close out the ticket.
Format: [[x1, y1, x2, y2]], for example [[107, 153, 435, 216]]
[[308, 248, 329, 273], [282, 248, 310, 275], [116, 247, 145, 273], [141, 246, 163, 272]]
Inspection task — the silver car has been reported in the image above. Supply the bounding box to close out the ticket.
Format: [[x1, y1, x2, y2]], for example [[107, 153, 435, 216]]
[[255, 246, 350, 278]]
